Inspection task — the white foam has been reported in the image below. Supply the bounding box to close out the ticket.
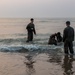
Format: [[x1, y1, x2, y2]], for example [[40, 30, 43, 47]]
[[0, 44, 63, 52]]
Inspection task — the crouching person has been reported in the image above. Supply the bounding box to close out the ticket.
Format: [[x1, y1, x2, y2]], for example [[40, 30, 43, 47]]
[[56, 32, 62, 43], [48, 33, 57, 45]]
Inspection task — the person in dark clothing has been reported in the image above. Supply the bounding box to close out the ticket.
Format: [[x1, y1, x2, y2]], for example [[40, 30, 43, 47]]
[[26, 18, 36, 42], [63, 21, 74, 54], [56, 32, 62, 42], [48, 33, 57, 45]]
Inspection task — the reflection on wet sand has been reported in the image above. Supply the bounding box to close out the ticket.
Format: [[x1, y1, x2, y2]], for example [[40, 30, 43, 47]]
[[47, 49, 63, 64], [25, 63, 35, 75], [48, 53, 62, 64], [62, 55, 75, 75], [24, 54, 36, 75], [23, 50, 75, 75], [1, 50, 75, 75]]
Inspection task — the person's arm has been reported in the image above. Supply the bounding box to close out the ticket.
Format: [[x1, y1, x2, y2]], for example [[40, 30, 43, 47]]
[[26, 24, 29, 30], [73, 28, 74, 41], [33, 25, 36, 35]]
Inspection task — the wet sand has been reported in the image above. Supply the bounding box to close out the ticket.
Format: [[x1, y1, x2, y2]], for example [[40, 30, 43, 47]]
[[0, 50, 75, 75]]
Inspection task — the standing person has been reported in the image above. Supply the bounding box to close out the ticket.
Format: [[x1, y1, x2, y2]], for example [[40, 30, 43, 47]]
[[26, 18, 36, 42], [63, 21, 74, 54]]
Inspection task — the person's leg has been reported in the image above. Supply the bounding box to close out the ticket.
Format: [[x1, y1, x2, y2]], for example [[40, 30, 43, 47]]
[[54, 40, 57, 45], [26, 32, 31, 42], [64, 41, 69, 54], [69, 41, 74, 54], [29, 32, 33, 41]]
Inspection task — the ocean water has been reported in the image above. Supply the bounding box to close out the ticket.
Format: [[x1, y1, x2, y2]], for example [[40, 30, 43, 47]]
[[0, 18, 75, 75], [0, 18, 75, 52]]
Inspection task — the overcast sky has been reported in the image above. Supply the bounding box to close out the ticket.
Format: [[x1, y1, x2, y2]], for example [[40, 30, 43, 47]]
[[0, 0, 75, 18]]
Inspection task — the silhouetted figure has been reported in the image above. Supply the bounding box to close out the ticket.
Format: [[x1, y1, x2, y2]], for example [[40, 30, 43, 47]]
[[56, 32, 62, 42], [62, 55, 74, 75], [26, 18, 36, 42], [48, 33, 57, 45], [63, 21, 74, 54]]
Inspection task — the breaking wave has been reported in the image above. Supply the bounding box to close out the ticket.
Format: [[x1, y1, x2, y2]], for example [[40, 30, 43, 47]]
[[0, 44, 63, 53]]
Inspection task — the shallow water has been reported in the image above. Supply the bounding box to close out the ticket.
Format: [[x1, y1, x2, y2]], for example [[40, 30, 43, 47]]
[[0, 18, 75, 52]]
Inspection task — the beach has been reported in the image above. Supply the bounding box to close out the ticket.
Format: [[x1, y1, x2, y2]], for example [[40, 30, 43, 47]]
[[0, 18, 75, 75], [0, 50, 75, 75]]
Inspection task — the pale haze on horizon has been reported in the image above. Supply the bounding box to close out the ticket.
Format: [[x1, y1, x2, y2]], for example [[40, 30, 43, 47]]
[[0, 0, 75, 18]]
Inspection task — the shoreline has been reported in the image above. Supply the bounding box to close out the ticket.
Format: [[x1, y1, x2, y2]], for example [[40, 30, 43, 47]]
[[0, 50, 75, 75]]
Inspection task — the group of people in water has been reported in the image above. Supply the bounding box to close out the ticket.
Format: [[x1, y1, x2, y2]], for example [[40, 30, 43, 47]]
[[48, 32, 62, 45], [26, 18, 74, 55]]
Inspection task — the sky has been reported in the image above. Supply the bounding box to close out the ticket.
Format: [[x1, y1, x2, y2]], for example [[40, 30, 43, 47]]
[[0, 0, 75, 18]]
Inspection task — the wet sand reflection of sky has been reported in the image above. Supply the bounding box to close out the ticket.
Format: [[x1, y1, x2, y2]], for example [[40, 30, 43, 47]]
[[23, 50, 75, 75], [62, 55, 75, 75]]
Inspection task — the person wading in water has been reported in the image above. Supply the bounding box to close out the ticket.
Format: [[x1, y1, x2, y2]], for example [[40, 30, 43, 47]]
[[26, 18, 36, 42]]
